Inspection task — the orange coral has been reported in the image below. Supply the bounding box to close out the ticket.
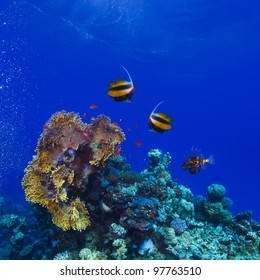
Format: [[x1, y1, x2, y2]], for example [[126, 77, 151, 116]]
[[22, 163, 54, 207], [22, 111, 125, 231], [86, 115, 126, 166], [50, 198, 90, 231]]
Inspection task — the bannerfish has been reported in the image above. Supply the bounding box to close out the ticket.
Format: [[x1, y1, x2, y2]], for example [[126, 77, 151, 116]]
[[148, 101, 172, 133], [107, 66, 134, 102]]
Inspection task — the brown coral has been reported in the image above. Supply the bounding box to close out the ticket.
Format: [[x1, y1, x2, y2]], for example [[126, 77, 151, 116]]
[[86, 115, 126, 166], [22, 111, 125, 231], [50, 198, 90, 231], [22, 164, 55, 207]]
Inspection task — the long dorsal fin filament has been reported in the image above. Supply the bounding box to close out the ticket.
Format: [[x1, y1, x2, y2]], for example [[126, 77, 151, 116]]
[[122, 66, 132, 83], [151, 100, 165, 114]]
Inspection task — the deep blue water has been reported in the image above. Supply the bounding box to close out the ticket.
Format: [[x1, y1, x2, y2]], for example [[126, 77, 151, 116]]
[[0, 0, 259, 220]]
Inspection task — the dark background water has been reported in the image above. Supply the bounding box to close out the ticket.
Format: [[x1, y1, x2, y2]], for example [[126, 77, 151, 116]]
[[0, 0, 259, 220]]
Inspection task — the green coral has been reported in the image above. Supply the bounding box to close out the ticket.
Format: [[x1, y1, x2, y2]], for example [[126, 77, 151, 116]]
[[79, 248, 107, 260], [111, 239, 128, 260], [53, 251, 71, 260], [204, 201, 232, 224], [0, 214, 20, 228]]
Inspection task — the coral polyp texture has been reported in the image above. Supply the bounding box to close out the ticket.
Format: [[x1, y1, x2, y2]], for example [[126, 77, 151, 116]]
[[22, 111, 125, 231]]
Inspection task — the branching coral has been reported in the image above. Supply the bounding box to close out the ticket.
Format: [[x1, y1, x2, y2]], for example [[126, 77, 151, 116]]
[[22, 112, 125, 231]]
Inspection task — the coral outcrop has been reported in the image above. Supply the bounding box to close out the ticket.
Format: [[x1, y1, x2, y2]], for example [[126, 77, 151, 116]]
[[22, 112, 125, 231], [14, 143, 259, 260]]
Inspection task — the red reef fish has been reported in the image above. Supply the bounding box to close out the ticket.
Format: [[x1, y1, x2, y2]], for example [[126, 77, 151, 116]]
[[69, 141, 78, 147], [82, 131, 90, 140], [135, 141, 142, 148], [89, 104, 98, 109], [43, 125, 49, 130]]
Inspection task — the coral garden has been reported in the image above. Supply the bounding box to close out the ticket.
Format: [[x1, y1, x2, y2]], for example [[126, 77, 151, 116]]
[[0, 112, 259, 260]]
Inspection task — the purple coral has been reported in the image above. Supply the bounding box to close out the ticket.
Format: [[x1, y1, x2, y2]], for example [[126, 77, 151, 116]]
[[170, 218, 188, 235]]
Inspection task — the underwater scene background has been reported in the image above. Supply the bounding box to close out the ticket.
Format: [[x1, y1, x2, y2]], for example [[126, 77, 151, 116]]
[[0, 0, 259, 260]]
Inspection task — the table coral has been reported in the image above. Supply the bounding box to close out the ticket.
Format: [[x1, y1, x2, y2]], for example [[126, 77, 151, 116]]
[[22, 112, 125, 231]]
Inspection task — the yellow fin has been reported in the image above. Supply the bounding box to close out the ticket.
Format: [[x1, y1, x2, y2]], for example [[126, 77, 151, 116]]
[[108, 81, 115, 88], [157, 112, 167, 118], [157, 112, 172, 123], [115, 79, 127, 85], [167, 116, 172, 122]]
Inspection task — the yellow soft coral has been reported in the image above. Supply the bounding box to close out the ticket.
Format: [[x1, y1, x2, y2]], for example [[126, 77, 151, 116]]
[[22, 163, 54, 207], [51, 198, 90, 231], [22, 111, 125, 231]]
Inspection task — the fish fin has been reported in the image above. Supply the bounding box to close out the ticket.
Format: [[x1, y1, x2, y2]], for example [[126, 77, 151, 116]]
[[186, 147, 202, 158], [207, 154, 215, 165], [108, 81, 115, 88], [122, 66, 133, 83], [201, 164, 208, 170], [157, 112, 167, 118], [157, 112, 172, 122], [151, 100, 165, 114], [167, 116, 173, 122], [115, 79, 127, 85]]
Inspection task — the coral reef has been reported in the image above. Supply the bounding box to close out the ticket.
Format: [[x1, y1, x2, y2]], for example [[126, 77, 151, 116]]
[[22, 112, 125, 231], [2, 126, 259, 259]]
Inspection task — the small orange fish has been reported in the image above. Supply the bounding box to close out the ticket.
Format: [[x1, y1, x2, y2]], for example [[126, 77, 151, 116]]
[[89, 104, 98, 109], [135, 141, 142, 148], [113, 122, 119, 127], [49, 201, 56, 208], [174, 189, 181, 195], [43, 125, 49, 130], [109, 175, 117, 182], [83, 112, 87, 119], [82, 131, 90, 140], [114, 151, 120, 156], [69, 141, 78, 147]]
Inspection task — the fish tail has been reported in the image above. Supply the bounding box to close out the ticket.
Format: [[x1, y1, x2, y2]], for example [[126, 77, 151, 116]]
[[122, 66, 133, 83], [207, 154, 215, 165]]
